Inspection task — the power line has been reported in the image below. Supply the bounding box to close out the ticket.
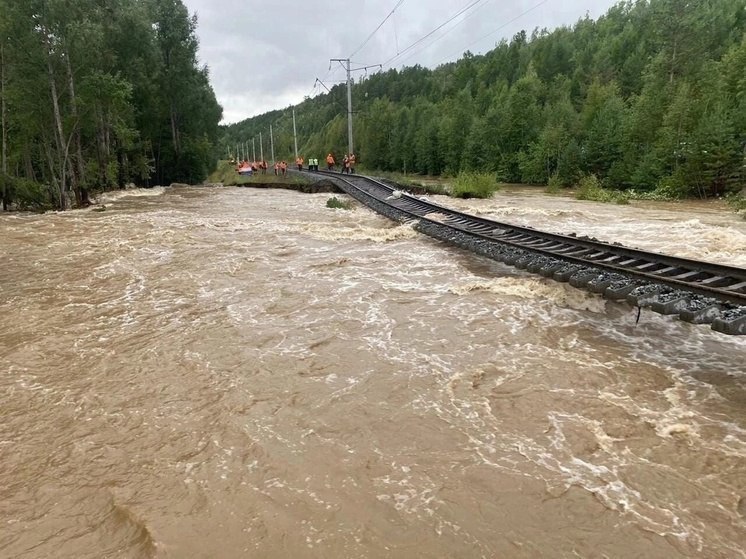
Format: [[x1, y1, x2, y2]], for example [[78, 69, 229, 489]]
[[435, 0, 552, 66], [305, 61, 347, 100], [349, 0, 406, 59], [314, 77, 349, 113], [381, 0, 488, 68], [393, 11, 400, 54], [383, 0, 498, 69]]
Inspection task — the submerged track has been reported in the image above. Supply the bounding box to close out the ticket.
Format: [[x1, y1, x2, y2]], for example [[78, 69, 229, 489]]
[[311, 170, 746, 336]]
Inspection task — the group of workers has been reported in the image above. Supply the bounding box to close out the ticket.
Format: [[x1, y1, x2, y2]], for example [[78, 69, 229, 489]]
[[324, 153, 356, 174], [233, 152, 358, 176], [234, 159, 267, 176]]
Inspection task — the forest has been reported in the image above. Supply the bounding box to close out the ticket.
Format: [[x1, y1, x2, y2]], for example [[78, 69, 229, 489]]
[[0, 0, 222, 210], [223, 0, 746, 200]]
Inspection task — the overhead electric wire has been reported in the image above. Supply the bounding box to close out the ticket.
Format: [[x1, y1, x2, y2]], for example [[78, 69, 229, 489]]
[[314, 77, 350, 113], [298, 0, 552, 127], [306, 62, 346, 99], [349, 0, 406, 59], [393, 12, 400, 54], [383, 0, 497, 68], [436, 0, 552, 65], [380, 0, 552, 71], [381, 0, 488, 68]]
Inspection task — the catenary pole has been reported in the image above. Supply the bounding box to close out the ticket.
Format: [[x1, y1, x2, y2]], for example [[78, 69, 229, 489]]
[[330, 59, 379, 156], [252, 138, 256, 161], [270, 124, 275, 164], [330, 58, 353, 156], [259, 132, 264, 161], [345, 60, 353, 156], [292, 108, 299, 159]]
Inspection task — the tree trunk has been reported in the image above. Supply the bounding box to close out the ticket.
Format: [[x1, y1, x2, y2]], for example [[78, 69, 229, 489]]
[[47, 50, 67, 209], [24, 148, 36, 182], [1, 44, 8, 211], [116, 143, 127, 188], [170, 104, 180, 154], [95, 107, 106, 186], [65, 51, 87, 206], [670, 38, 678, 84], [43, 135, 60, 207]]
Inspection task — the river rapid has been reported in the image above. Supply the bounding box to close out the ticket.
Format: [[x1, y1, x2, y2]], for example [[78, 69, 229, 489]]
[[1, 185, 745, 558]]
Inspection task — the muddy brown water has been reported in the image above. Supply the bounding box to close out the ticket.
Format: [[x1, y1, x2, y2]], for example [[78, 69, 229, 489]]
[[1, 186, 745, 558]]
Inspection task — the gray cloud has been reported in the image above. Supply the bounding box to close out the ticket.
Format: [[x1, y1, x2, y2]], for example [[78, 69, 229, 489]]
[[184, 0, 620, 124]]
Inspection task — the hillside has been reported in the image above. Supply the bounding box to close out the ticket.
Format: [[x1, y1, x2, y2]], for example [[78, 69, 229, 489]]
[[222, 0, 746, 199]]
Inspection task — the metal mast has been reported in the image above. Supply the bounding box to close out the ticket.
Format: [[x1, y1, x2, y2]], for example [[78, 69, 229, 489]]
[[270, 124, 275, 163], [292, 108, 299, 159], [330, 59, 381, 157]]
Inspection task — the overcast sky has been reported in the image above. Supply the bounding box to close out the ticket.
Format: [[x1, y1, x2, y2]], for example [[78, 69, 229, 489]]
[[182, 0, 621, 124]]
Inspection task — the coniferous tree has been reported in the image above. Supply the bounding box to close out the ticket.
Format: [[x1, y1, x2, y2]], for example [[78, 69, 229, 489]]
[[223, 0, 746, 199]]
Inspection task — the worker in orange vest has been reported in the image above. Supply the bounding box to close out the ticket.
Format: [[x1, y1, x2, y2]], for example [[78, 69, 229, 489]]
[[326, 153, 335, 171], [296, 156, 304, 171]]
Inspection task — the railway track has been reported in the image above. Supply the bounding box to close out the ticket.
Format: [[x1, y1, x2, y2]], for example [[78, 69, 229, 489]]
[[310, 170, 746, 336]]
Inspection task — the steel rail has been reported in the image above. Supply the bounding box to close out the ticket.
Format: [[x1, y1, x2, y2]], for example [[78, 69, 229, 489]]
[[307, 170, 746, 334]]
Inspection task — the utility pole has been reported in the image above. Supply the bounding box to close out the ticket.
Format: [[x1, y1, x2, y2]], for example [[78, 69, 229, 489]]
[[331, 58, 353, 156], [259, 132, 264, 161], [292, 108, 299, 159], [252, 138, 256, 161], [270, 124, 275, 164], [330, 59, 381, 157]]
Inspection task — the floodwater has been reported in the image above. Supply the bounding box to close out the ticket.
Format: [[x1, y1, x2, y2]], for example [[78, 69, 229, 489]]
[[1, 186, 744, 559]]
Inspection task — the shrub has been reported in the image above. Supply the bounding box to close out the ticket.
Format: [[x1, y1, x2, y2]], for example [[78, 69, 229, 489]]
[[575, 174, 629, 205], [727, 192, 746, 219], [546, 174, 564, 194], [326, 196, 355, 210], [11, 178, 54, 211], [451, 172, 500, 199]]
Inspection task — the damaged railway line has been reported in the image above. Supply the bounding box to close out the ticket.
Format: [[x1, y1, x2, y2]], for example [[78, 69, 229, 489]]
[[310, 170, 746, 336]]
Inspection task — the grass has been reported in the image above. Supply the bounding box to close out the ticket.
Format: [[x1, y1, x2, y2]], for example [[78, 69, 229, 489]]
[[207, 160, 310, 186]]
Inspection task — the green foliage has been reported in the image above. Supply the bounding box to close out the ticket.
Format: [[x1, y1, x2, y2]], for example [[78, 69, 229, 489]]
[[9, 177, 54, 211], [546, 174, 564, 193], [326, 196, 355, 210], [451, 172, 499, 199], [575, 174, 629, 204], [648, 177, 686, 200], [207, 160, 309, 187], [217, 0, 746, 208], [727, 193, 746, 219], [0, 0, 222, 210]]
